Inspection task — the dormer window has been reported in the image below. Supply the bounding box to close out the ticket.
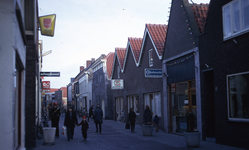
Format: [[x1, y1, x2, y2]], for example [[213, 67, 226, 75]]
[[149, 49, 153, 67], [223, 0, 249, 40]]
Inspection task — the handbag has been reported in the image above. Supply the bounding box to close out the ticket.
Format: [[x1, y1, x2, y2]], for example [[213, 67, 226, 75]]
[[62, 126, 67, 137], [125, 123, 130, 129]]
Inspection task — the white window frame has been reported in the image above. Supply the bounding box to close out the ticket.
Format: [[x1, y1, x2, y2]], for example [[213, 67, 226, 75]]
[[128, 95, 139, 115], [144, 92, 161, 117], [222, 0, 249, 40], [227, 71, 249, 122], [115, 97, 124, 115], [149, 49, 153, 67]]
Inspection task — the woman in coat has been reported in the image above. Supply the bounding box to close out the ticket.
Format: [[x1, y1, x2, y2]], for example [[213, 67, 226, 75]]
[[128, 108, 137, 133], [64, 107, 78, 141]]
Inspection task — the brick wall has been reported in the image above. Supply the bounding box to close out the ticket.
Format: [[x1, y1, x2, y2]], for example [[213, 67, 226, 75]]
[[25, 40, 37, 148], [199, 0, 249, 149]]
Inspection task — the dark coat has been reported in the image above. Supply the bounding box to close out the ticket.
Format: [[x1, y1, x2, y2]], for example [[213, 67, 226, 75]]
[[94, 107, 103, 123], [153, 116, 159, 124], [89, 107, 93, 115], [78, 120, 89, 131], [50, 106, 60, 122], [128, 111, 137, 122], [143, 108, 152, 123], [64, 111, 78, 128]]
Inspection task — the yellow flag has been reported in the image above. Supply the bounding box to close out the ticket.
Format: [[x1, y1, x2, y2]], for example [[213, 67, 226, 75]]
[[39, 14, 56, 37]]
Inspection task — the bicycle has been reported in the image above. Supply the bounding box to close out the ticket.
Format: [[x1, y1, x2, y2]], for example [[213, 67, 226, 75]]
[[117, 110, 125, 123], [36, 120, 43, 140]]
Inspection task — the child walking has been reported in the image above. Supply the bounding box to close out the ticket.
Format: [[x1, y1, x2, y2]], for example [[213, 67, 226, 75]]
[[77, 116, 89, 140]]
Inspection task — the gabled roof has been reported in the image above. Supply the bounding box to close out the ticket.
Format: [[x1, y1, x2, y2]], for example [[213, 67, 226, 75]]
[[115, 47, 126, 70], [105, 52, 115, 79], [138, 24, 167, 65], [128, 37, 143, 63], [191, 3, 209, 33], [123, 37, 143, 70]]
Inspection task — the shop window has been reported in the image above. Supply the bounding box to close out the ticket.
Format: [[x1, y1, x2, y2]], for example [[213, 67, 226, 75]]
[[128, 95, 139, 114], [115, 97, 124, 115], [170, 80, 197, 133], [149, 49, 153, 67], [144, 93, 161, 116], [222, 0, 249, 40], [227, 71, 249, 122]]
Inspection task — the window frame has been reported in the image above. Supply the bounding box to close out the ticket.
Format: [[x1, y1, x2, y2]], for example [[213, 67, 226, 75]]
[[149, 49, 153, 67], [222, 0, 249, 40], [128, 95, 139, 115], [227, 71, 249, 122]]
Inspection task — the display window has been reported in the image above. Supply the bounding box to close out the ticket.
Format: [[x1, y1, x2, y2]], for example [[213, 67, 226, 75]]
[[170, 80, 196, 133]]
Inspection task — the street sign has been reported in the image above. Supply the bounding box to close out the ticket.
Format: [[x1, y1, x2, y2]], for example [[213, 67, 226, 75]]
[[111, 79, 124, 89], [144, 68, 163, 78], [40, 72, 60, 77]]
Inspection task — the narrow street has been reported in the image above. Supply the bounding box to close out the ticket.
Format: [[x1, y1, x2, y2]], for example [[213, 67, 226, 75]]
[[33, 115, 243, 150]]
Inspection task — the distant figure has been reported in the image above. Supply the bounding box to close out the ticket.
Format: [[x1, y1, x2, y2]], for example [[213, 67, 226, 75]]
[[94, 104, 103, 133], [77, 116, 89, 140], [64, 107, 78, 141], [153, 115, 159, 132], [143, 105, 152, 125], [128, 108, 137, 133], [88, 105, 94, 122], [50, 102, 60, 138]]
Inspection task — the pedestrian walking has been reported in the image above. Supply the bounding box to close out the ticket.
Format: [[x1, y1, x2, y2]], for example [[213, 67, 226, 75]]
[[153, 115, 159, 132], [94, 104, 103, 133], [128, 108, 137, 133], [64, 107, 78, 141], [50, 102, 61, 138], [143, 105, 152, 125], [88, 105, 94, 122], [77, 116, 89, 140]]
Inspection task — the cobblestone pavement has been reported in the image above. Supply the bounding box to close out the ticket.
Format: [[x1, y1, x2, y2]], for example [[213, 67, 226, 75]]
[[32, 115, 245, 150]]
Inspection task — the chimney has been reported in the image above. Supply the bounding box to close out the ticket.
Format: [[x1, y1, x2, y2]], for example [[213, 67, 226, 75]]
[[80, 66, 84, 72], [86, 60, 91, 68]]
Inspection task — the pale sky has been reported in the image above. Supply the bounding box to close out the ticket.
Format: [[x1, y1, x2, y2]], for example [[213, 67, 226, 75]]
[[39, 0, 210, 88]]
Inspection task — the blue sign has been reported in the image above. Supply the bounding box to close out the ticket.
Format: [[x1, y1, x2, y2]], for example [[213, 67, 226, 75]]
[[144, 69, 162, 78]]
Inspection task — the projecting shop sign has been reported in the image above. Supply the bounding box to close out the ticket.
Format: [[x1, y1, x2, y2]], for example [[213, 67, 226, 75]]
[[111, 79, 124, 89], [144, 68, 163, 78], [40, 72, 60, 77]]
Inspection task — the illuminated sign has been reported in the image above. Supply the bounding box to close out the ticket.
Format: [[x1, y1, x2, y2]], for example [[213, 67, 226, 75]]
[[39, 14, 56, 37]]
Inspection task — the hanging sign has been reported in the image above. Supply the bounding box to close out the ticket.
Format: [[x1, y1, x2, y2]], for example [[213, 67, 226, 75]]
[[40, 72, 60, 77], [39, 14, 56, 37], [111, 79, 124, 89], [144, 68, 162, 78]]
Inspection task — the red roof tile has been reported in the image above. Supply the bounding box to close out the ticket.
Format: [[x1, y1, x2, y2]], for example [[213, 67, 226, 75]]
[[105, 52, 115, 79], [146, 24, 167, 56], [115, 48, 126, 70], [191, 3, 209, 33], [128, 37, 143, 63]]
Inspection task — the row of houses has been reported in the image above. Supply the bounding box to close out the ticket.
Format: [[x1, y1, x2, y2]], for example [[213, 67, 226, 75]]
[[66, 0, 249, 149]]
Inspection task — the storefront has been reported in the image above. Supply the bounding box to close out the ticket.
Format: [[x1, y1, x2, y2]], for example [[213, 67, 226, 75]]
[[115, 97, 124, 120], [164, 52, 200, 134], [144, 93, 161, 117], [169, 80, 196, 133]]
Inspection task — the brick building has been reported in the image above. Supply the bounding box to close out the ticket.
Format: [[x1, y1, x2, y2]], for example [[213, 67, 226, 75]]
[[198, 0, 249, 149]]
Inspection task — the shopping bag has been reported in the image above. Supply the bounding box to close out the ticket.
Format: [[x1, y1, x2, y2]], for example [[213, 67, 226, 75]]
[[62, 126, 67, 137], [125, 123, 130, 129]]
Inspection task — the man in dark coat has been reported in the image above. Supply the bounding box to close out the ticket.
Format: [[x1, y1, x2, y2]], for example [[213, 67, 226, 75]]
[[50, 102, 61, 138], [94, 104, 103, 133], [128, 108, 137, 133], [88, 105, 94, 122], [64, 107, 78, 141]]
